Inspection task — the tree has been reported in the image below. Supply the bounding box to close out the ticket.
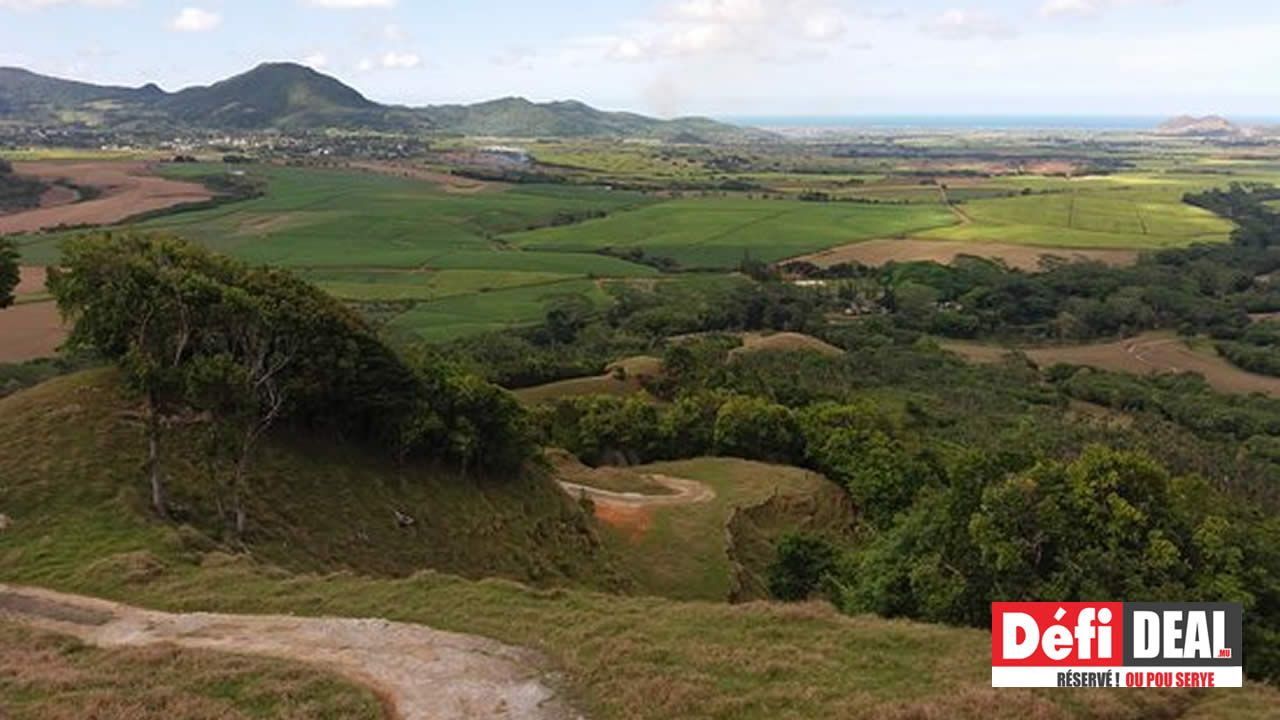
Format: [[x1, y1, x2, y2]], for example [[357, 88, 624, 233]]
[[713, 396, 800, 463], [0, 238, 17, 309], [769, 532, 838, 601], [51, 232, 231, 518]]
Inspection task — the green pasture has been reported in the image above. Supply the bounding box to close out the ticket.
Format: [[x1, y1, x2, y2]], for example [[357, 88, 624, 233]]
[[505, 197, 958, 267], [925, 176, 1235, 249], [384, 277, 612, 342], [304, 268, 582, 302]]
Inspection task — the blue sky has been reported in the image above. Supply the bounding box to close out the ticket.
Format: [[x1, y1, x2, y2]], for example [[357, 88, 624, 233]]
[[0, 0, 1277, 117]]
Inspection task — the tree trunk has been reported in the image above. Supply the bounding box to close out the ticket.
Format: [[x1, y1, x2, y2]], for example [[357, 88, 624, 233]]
[[147, 389, 169, 519]]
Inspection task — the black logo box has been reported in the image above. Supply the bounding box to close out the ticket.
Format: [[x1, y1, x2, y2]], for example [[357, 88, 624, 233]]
[[1121, 602, 1242, 668]]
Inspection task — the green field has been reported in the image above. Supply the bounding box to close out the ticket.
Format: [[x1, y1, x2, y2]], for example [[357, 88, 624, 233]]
[[506, 198, 959, 267], [14, 164, 664, 343], [924, 175, 1238, 248], [384, 277, 613, 341]]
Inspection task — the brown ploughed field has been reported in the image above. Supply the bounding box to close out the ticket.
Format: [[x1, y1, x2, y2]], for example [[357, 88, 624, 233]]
[[0, 161, 211, 236]]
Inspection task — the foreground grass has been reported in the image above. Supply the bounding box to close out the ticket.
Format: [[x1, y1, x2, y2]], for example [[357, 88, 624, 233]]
[[0, 622, 385, 720], [1, 373, 1277, 719]]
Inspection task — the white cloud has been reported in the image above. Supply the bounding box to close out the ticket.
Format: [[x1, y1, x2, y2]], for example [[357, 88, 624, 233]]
[[356, 57, 375, 72], [380, 51, 420, 69], [1041, 0, 1180, 19], [170, 7, 221, 32], [568, 0, 852, 64], [1041, 0, 1098, 16], [0, 0, 128, 10], [302, 52, 329, 68], [382, 23, 407, 42], [304, 0, 395, 8], [922, 8, 1014, 39]]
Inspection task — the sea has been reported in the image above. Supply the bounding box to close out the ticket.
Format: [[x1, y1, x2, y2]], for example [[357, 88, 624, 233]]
[[721, 115, 1280, 132]]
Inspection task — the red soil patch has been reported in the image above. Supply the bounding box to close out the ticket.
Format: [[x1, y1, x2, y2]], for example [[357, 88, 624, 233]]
[[14, 266, 48, 297], [792, 238, 1138, 272], [0, 162, 212, 236], [591, 502, 654, 540], [0, 301, 66, 362]]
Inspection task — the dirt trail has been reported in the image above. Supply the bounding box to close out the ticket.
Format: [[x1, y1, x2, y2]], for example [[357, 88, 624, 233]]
[[559, 474, 715, 507], [0, 584, 579, 720]]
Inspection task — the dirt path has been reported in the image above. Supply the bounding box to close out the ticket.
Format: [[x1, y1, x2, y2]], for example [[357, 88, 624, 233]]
[[0, 584, 578, 720], [559, 474, 715, 507]]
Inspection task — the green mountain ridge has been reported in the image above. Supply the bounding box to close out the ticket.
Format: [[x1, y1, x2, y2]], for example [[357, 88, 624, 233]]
[[0, 62, 769, 142]]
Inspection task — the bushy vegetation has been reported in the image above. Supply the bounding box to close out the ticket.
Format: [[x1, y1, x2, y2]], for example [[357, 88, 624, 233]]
[[0, 236, 17, 308], [0, 158, 48, 213]]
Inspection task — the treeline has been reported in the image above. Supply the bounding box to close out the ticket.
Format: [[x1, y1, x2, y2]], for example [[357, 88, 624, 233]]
[[432, 278, 821, 389], [780, 184, 1280, 350], [52, 232, 531, 534]]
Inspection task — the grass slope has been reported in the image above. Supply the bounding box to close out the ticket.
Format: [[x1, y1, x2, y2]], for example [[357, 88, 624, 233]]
[[0, 621, 385, 720], [0, 373, 1276, 718], [0, 370, 623, 588]]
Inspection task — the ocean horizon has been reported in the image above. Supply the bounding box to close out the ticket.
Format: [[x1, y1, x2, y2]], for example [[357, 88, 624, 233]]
[[722, 115, 1280, 132]]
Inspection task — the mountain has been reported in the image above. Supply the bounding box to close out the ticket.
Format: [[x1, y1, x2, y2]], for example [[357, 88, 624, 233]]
[[158, 62, 388, 129], [416, 96, 764, 142], [0, 63, 766, 142], [1155, 115, 1241, 137], [0, 66, 164, 124]]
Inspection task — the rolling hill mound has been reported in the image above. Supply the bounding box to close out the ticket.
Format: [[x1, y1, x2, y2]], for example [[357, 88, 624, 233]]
[[0, 63, 766, 141]]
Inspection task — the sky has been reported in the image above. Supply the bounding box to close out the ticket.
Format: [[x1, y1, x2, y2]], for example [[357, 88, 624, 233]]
[[0, 0, 1277, 118]]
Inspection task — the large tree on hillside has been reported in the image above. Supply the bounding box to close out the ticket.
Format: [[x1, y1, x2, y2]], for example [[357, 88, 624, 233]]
[[51, 232, 234, 517]]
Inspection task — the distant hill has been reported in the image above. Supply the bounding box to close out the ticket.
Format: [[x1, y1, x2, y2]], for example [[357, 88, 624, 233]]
[[158, 62, 387, 129], [0, 63, 767, 142], [1155, 114, 1241, 137]]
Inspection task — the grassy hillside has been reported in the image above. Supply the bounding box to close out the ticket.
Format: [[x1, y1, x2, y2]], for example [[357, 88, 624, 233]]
[[0, 370, 624, 588], [0, 621, 385, 720], [0, 372, 1277, 718]]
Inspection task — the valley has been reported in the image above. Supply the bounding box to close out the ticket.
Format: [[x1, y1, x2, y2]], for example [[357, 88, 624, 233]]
[[3, 51, 1280, 720]]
